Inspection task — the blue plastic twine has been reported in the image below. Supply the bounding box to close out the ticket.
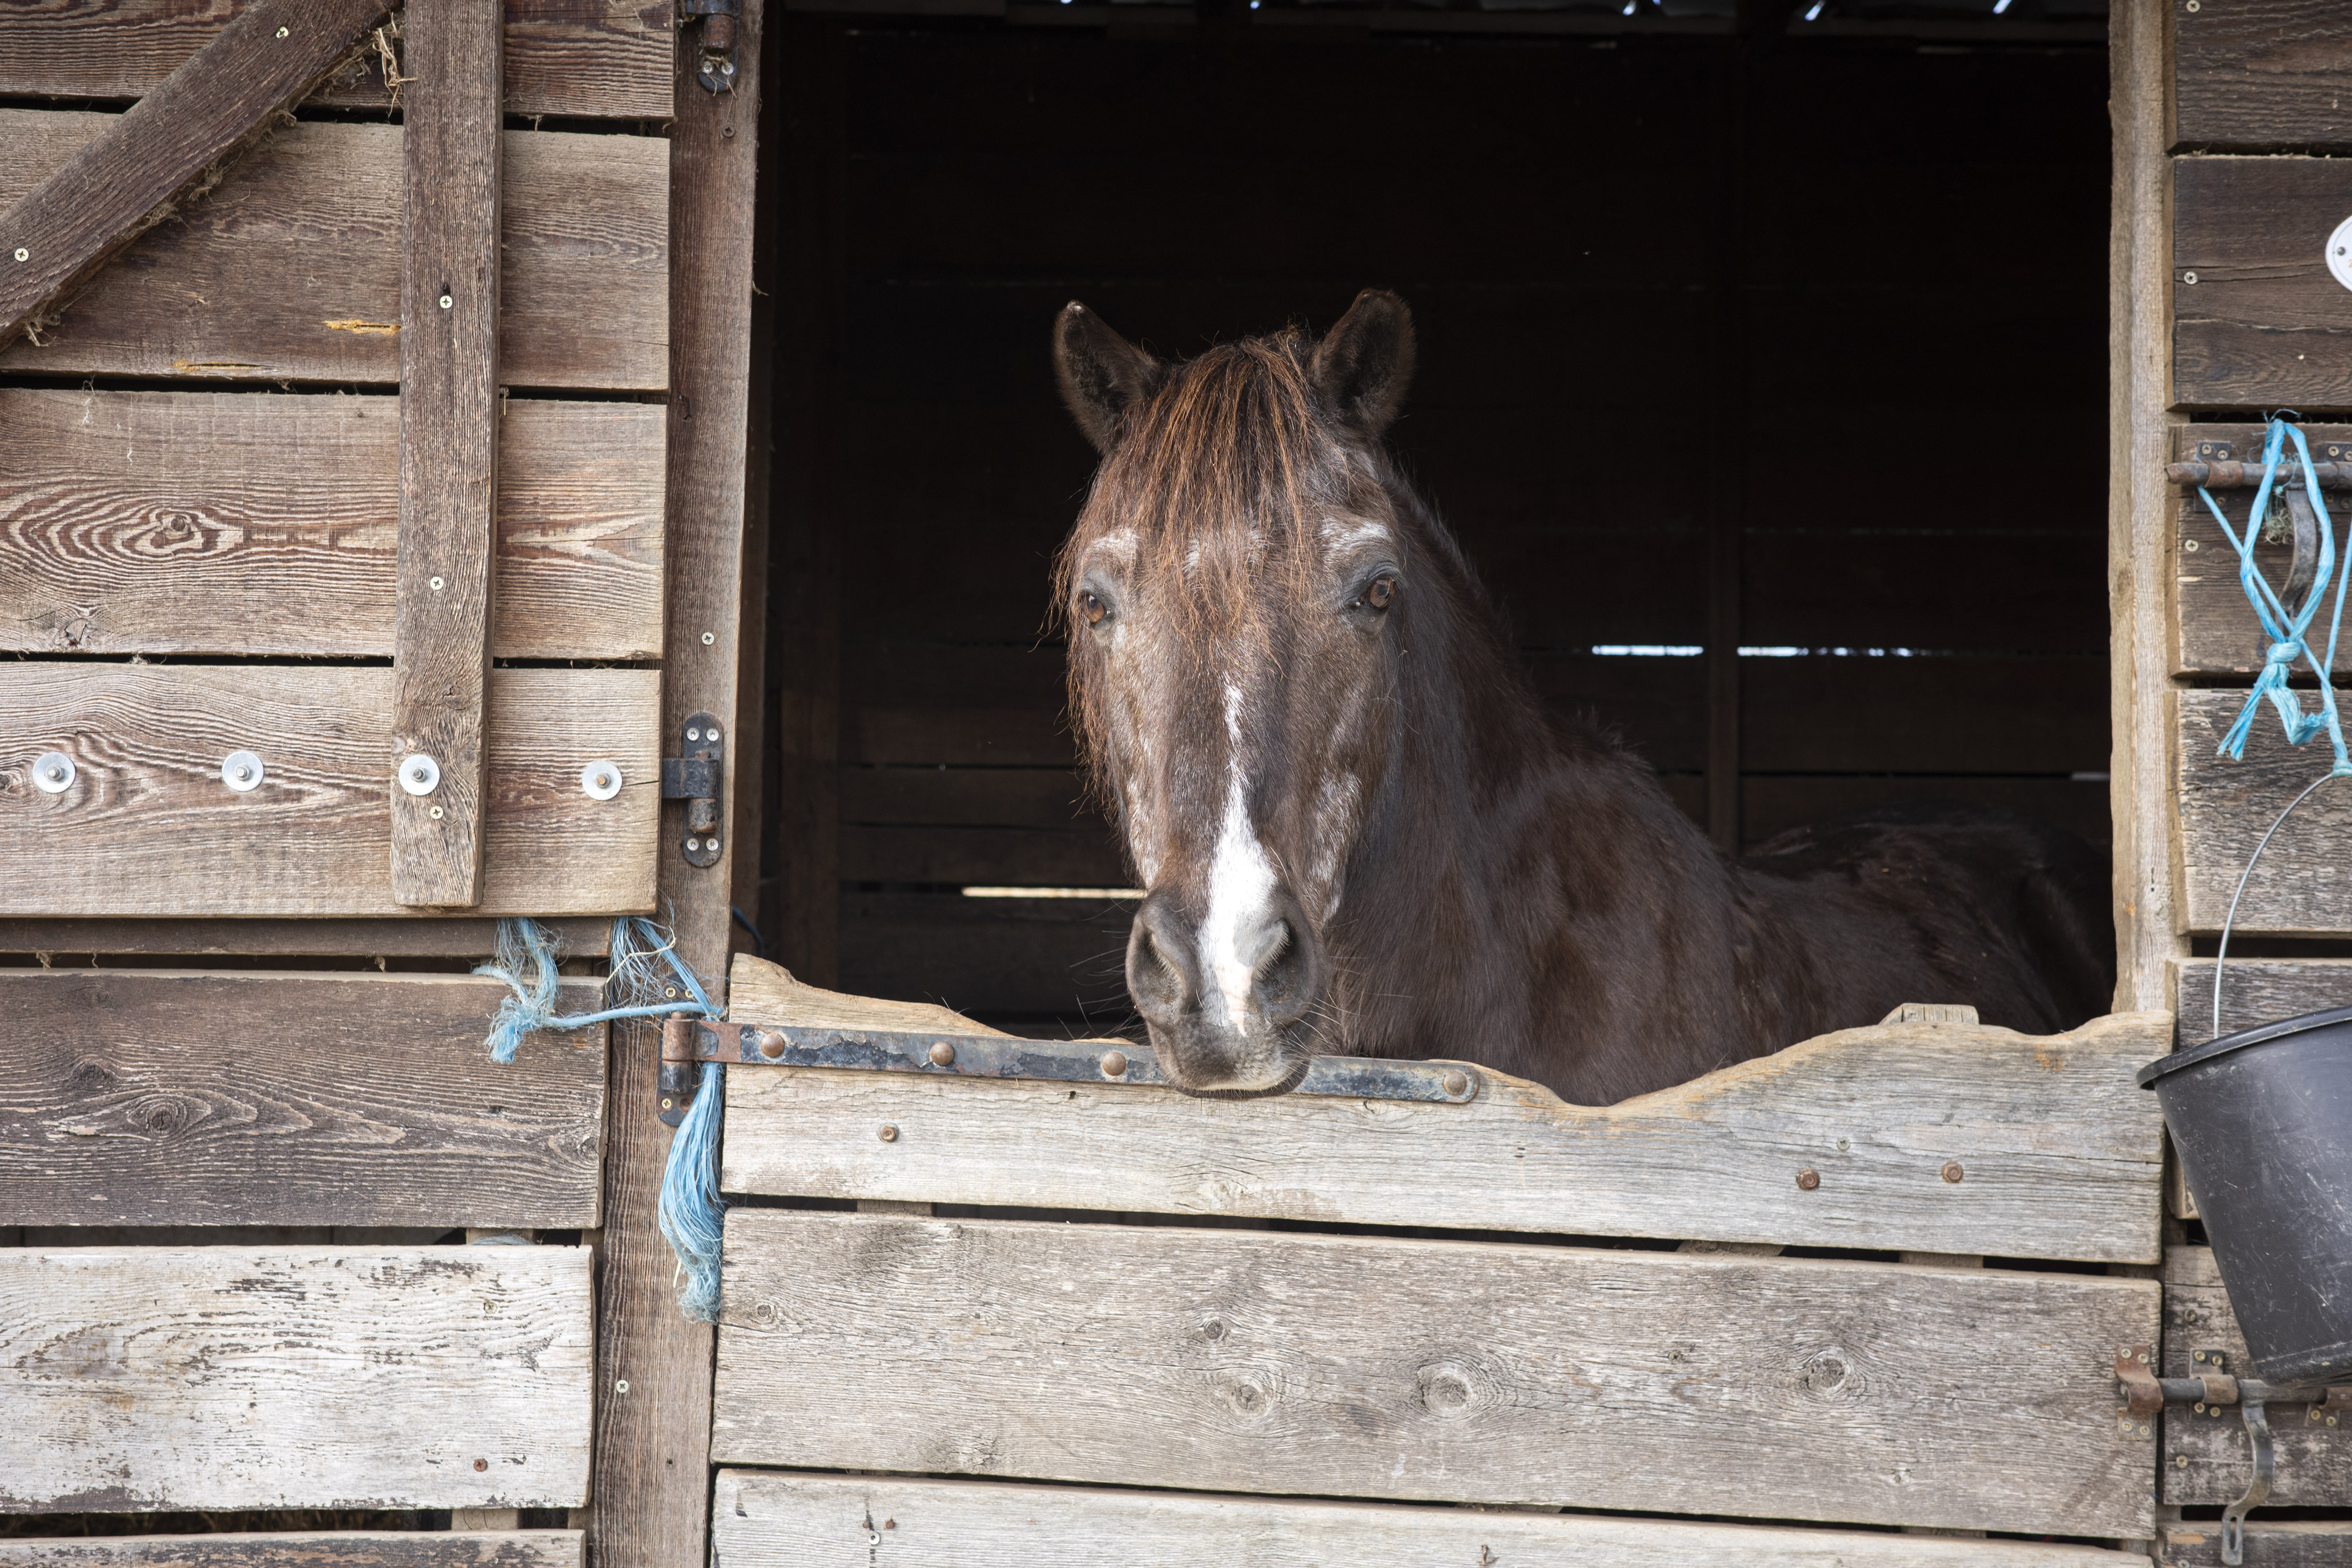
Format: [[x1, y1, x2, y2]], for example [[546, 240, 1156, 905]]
[[2196, 417, 2352, 775], [475, 914, 728, 1322]]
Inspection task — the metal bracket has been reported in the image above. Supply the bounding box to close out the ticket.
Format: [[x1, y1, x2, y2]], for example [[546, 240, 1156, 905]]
[[2113, 1342, 2350, 1567], [676, 0, 739, 93], [660, 712, 723, 868], [654, 1014, 1482, 1126]]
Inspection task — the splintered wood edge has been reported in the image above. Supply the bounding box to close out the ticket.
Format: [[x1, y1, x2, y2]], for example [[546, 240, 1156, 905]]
[[725, 950, 2171, 1123]]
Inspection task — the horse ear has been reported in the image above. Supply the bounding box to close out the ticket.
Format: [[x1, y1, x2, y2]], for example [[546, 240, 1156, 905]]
[[1054, 302, 1160, 454], [1310, 289, 1415, 437]]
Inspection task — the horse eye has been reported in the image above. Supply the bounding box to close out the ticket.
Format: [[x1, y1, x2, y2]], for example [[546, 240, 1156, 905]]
[[1365, 577, 1395, 610], [1078, 591, 1107, 626]]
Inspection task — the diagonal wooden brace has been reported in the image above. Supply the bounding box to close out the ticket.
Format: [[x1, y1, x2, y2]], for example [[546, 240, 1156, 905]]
[[391, 0, 504, 907], [0, 0, 393, 353]]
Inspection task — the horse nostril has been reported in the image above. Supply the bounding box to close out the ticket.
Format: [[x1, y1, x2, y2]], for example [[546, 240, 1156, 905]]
[[1251, 919, 1314, 1024]]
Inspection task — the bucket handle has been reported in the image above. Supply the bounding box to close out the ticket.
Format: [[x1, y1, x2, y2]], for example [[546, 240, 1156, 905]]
[[2211, 770, 2347, 1043]]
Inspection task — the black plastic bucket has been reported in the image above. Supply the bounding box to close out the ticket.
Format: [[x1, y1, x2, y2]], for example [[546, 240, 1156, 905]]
[[2139, 1004, 2352, 1382]]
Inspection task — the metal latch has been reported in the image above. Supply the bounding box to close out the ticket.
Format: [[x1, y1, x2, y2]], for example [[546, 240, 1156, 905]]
[[660, 712, 723, 868], [2114, 1343, 2350, 1565], [677, 0, 739, 93], [654, 1014, 1482, 1126]]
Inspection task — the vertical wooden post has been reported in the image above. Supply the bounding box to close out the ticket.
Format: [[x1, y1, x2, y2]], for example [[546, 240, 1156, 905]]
[[2109, 0, 2182, 1012], [591, 4, 764, 1565], [392, 0, 502, 907]]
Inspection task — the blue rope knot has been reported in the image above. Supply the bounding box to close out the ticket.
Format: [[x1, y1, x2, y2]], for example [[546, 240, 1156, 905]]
[[2199, 418, 2352, 774], [474, 914, 727, 1323]]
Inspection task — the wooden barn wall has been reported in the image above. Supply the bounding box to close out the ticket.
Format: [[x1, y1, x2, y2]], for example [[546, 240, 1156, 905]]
[[757, 26, 2112, 1028]]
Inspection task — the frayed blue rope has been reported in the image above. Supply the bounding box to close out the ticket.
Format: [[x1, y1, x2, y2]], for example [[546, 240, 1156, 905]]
[[475, 914, 728, 1322], [657, 1060, 727, 1322], [2197, 417, 2352, 777]]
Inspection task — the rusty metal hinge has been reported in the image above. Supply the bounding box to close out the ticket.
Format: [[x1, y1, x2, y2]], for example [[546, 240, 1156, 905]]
[[653, 1014, 1484, 1125], [660, 711, 723, 868], [676, 0, 739, 93]]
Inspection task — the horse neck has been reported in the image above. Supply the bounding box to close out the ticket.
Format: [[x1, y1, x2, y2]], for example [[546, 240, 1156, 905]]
[[1332, 494, 1763, 1064]]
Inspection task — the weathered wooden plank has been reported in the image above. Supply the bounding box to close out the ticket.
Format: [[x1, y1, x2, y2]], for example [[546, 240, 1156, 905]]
[[0, 915, 609, 957], [2174, 688, 2352, 935], [0, 0, 390, 353], [2174, 158, 2352, 413], [2171, 423, 2352, 677], [2166, 1522, 2352, 1568], [723, 958, 2166, 1263], [0, 1534, 583, 1568], [0, 390, 664, 661], [2172, 0, 2352, 152], [2162, 1246, 2352, 1507], [0, 1, 671, 120], [391, 0, 503, 909], [0, 664, 657, 917], [0, 113, 667, 392], [2113, 0, 2188, 1013], [0, 968, 604, 1228], [588, 9, 763, 1566], [2174, 957, 2352, 1047], [713, 1212, 2159, 1536], [0, 1245, 593, 1512], [711, 1470, 2145, 1568]]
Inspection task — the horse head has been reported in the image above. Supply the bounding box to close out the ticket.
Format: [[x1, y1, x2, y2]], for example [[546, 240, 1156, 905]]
[[1053, 289, 1421, 1095]]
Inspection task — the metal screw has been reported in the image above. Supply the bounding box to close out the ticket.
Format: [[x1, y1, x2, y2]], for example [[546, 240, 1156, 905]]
[[701, 631, 716, 646], [483, 1300, 497, 1314], [756, 1030, 786, 1060], [430, 576, 445, 591], [2138, 1349, 2149, 1363], [1795, 1168, 1820, 1191], [1441, 1069, 1469, 1096], [866, 1533, 880, 1547], [1100, 1049, 1128, 1078], [2177, 1454, 2189, 1466], [930, 1041, 956, 1066], [615, 1379, 630, 1394], [1836, 1136, 1850, 1151], [688, 728, 701, 741], [2183, 537, 2201, 551], [398, 754, 440, 795], [429, 805, 444, 819], [223, 751, 265, 791], [32, 751, 75, 793], [660, 1097, 674, 1110], [665, 985, 680, 998], [2185, 0, 2197, 9], [276, 24, 289, 36], [473, 1459, 487, 1472], [1942, 1161, 1965, 1183], [439, 293, 454, 309], [2183, 270, 2199, 285], [878, 1124, 899, 1142], [582, 761, 624, 800], [2195, 1350, 2207, 1362], [11, 248, 26, 262]]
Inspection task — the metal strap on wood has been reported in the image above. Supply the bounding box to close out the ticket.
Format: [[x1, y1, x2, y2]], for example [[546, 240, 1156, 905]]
[[656, 1014, 1478, 1126]]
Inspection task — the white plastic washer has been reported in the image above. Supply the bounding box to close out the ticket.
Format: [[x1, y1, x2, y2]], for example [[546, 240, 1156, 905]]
[[31, 751, 74, 793], [222, 750, 265, 791], [581, 760, 624, 801], [397, 754, 442, 796], [2329, 215, 2352, 294]]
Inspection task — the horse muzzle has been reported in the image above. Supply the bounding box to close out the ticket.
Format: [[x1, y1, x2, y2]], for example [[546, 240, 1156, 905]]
[[1125, 884, 1324, 1094]]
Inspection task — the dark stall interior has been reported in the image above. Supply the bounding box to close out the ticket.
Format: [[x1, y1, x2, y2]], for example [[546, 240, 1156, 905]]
[[753, 0, 2112, 1037]]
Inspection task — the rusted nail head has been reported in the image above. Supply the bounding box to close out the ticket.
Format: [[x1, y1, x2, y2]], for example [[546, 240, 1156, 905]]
[[929, 1041, 956, 1066], [1795, 1168, 1820, 1191], [1941, 1161, 1965, 1183], [473, 1458, 487, 1472], [1100, 1049, 1128, 1078], [878, 1123, 898, 1142], [1441, 1070, 1470, 1097], [757, 1030, 786, 1060]]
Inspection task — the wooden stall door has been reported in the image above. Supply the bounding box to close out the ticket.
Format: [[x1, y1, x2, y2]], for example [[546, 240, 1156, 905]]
[[0, 5, 770, 1568]]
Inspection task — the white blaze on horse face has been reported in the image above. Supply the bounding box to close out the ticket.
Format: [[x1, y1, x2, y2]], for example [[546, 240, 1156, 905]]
[[1200, 681, 1279, 1037]]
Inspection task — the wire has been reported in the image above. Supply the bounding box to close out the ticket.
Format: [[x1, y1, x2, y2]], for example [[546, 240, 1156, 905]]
[[2211, 770, 2343, 1044]]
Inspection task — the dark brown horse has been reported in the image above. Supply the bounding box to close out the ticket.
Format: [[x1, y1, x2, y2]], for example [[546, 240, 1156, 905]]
[[1051, 289, 2113, 1104]]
